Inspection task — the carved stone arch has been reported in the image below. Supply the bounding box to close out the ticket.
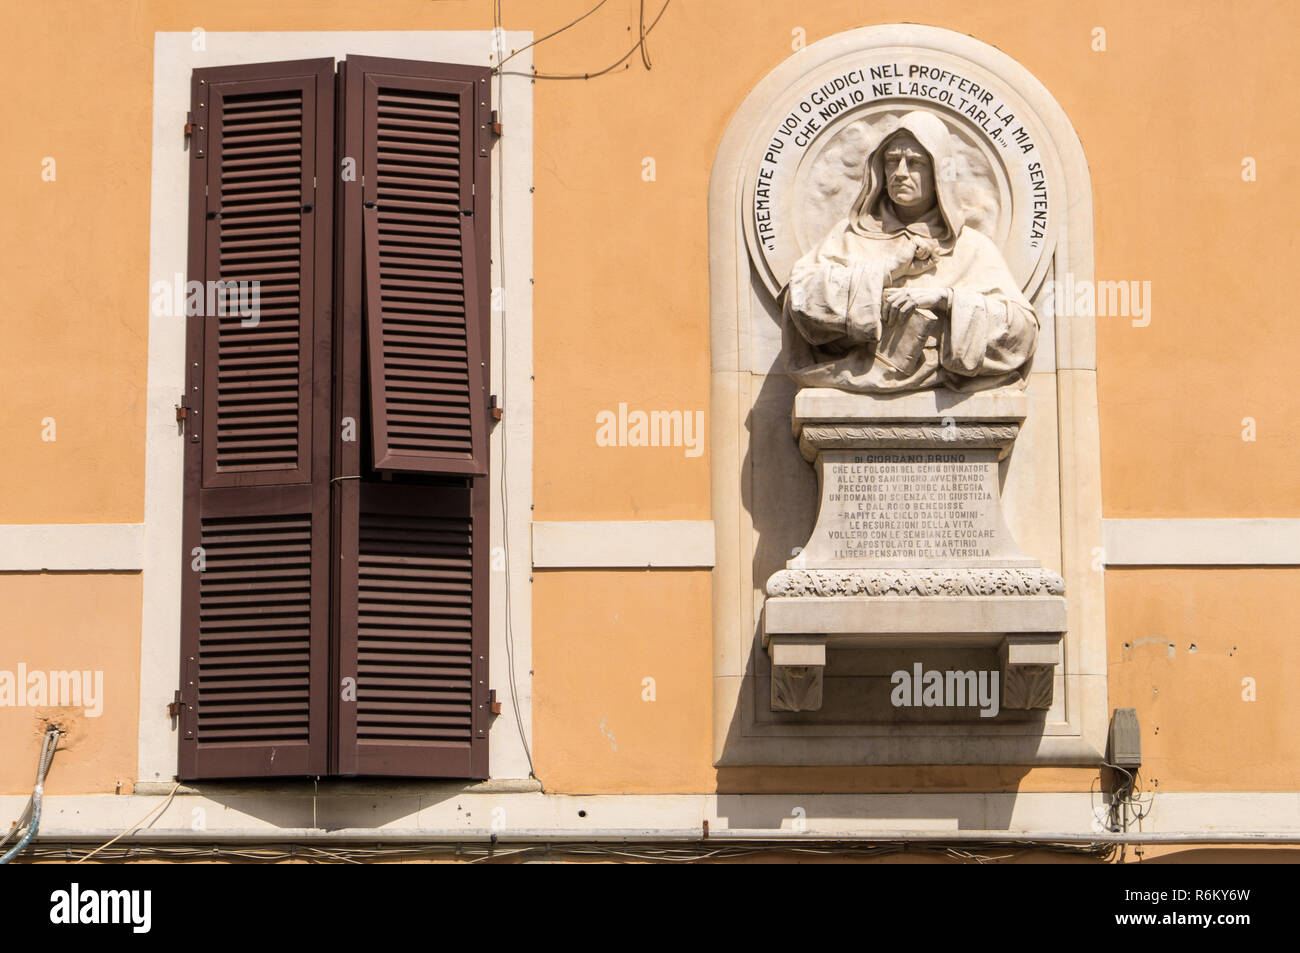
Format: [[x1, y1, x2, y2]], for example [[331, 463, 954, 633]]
[[708, 24, 1105, 765]]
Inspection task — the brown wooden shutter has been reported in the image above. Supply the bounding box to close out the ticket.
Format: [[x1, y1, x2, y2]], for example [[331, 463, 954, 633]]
[[356, 57, 491, 476], [178, 59, 335, 779], [335, 482, 489, 778], [333, 57, 491, 778]]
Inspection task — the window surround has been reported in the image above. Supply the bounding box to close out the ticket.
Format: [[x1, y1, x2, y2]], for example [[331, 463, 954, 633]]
[[140, 31, 535, 784]]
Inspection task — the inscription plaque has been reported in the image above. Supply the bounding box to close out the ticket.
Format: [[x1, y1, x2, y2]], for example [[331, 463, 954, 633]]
[[793, 447, 1033, 568]]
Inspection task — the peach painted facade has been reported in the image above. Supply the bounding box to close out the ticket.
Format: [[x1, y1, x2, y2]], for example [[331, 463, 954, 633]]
[[1, 1, 1297, 860]]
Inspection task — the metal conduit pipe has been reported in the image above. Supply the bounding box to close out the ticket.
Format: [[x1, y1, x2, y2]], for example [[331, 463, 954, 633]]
[[0, 727, 62, 864]]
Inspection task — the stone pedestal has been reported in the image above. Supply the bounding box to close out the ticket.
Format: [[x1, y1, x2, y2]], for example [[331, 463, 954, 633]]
[[763, 388, 1066, 713]]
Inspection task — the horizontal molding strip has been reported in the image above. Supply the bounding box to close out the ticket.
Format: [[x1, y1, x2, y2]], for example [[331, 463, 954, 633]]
[[6, 519, 1293, 571], [0, 523, 145, 571], [531, 520, 715, 568], [1102, 519, 1300, 566], [12, 791, 1300, 839]]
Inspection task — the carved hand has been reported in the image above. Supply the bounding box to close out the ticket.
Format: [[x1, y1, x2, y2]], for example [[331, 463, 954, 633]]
[[882, 286, 951, 326]]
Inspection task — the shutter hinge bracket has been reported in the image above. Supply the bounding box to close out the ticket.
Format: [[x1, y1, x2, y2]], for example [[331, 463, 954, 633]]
[[187, 108, 207, 159], [489, 394, 503, 422], [167, 689, 184, 719], [487, 689, 501, 716], [491, 109, 502, 137], [175, 395, 189, 427]]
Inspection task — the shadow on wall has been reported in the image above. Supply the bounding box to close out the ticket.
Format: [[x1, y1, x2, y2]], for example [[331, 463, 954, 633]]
[[139, 782, 491, 832], [713, 788, 1036, 832]]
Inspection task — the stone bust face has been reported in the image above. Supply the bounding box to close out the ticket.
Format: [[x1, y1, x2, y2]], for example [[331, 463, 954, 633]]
[[881, 131, 937, 217]]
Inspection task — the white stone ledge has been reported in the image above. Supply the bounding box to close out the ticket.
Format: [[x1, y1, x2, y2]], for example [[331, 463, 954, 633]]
[[765, 595, 1068, 636], [133, 778, 543, 797], [11, 791, 1300, 839], [1102, 519, 1300, 566], [0, 523, 144, 571], [793, 387, 1029, 426], [531, 520, 715, 568]]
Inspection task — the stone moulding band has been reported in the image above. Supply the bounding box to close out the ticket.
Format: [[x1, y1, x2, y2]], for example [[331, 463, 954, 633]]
[[797, 422, 1023, 462], [766, 567, 1067, 598]]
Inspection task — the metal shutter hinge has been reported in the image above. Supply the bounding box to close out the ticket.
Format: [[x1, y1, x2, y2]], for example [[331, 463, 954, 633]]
[[491, 110, 502, 136], [167, 690, 184, 718], [186, 109, 206, 158], [175, 395, 189, 427], [487, 689, 501, 716], [489, 394, 503, 422]]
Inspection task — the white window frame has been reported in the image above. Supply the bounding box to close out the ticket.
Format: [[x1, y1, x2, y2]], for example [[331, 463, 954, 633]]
[[139, 31, 535, 784]]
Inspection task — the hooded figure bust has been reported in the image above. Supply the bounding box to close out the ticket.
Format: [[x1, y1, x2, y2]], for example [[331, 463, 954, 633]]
[[781, 110, 1038, 394]]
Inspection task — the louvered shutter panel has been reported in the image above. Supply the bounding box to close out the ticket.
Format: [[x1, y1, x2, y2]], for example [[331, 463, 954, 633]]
[[333, 57, 491, 778], [335, 482, 489, 778], [178, 60, 335, 779], [357, 57, 490, 476]]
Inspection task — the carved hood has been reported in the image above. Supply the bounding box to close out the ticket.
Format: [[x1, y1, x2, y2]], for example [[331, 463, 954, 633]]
[[848, 110, 966, 250]]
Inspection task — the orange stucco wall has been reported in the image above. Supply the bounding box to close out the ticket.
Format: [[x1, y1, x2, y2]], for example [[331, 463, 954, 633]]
[[0, 573, 141, 794], [1105, 568, 1300, 791], [1, 1, 1297, 798]]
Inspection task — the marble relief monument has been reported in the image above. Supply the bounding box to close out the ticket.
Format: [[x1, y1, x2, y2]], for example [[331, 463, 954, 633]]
[[760, 108, 1066, 714], [711, 23, 1106, 764]]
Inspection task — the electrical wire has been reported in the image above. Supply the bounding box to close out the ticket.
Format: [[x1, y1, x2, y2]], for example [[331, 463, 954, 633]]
[[496, 0, 671, 80], [487, 0, 673, 779], [495, 0, 616, 70], [638, 0, 652, 70], [24, 838, 1114, 864], [491, 1, 539, 785], [1125, 768, 1156, 823], [74, 781, 181, 865], [1097, 761, 1155, 855]]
